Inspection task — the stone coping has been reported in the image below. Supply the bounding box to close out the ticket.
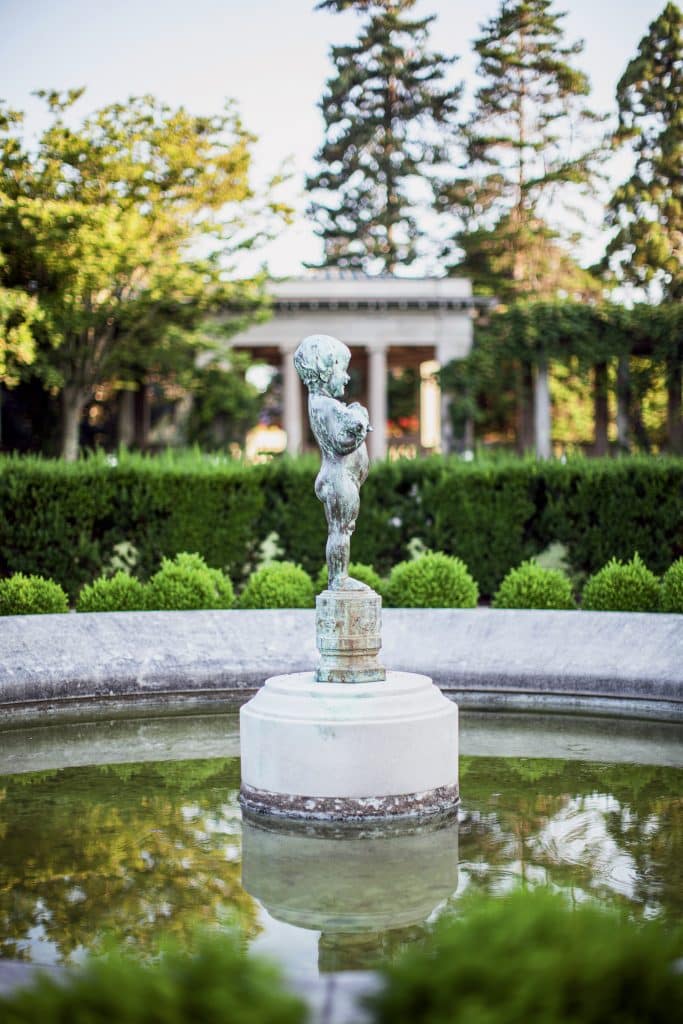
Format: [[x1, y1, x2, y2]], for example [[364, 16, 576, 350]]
[[0, 608, 680, 725]]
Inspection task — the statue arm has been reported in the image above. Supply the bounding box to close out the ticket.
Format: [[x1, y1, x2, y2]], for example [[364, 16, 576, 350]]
[[329, 403, 370, 455]]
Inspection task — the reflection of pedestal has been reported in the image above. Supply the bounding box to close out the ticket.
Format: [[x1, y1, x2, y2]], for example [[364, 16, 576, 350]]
[[239, 585, 459, 823], [242, 815, 459, 972], [316, 589, 385, 683]]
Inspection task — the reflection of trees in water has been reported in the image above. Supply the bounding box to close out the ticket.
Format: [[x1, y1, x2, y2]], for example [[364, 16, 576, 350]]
[[0, 759, 259, 963], [455, 758, 682, 922]]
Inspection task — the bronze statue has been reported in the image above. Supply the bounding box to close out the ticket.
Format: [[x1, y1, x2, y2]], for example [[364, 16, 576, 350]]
[[294, 334, 372, 592]]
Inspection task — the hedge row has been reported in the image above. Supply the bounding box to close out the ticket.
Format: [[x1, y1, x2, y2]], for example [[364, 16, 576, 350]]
[[1, 452, 681, 599]]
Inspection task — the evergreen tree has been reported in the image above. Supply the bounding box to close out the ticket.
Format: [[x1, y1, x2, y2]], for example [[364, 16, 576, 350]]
[[437, 0, 605, 300], [606, 2, 683, 301], [308, 0, 460, 273]]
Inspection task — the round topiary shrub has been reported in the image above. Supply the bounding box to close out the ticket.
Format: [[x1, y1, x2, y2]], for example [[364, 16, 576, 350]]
[[146, 552, 234, 611], [77, 571, 148, 612], [660, 558, 683, 613], [493, 560, 575, 610], [315, 561, 385, 595], [385, 553, 478, 608], [0, 573, 69, 615], [367, 890, 683, 1024], [581, 553, 660, 612], [0, 932, 306, 1024], [239, 561, 314, 609]]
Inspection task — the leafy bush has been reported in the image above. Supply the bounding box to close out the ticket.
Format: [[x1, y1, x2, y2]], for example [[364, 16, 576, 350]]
[[0, 933, 306, 1024], [1, 453, 681, 599], [368, 890, 682, 1024], [581, 553, 660, 612], [493, 560, 575, 609], [0, 573, 68, 615], [315, 561, 385, 595], [385, 553, 478, 608], [146, 552, 234, 611], [238, 561, 314, 609], [660, 558, 683, 613], [77, 571, 149, 612]]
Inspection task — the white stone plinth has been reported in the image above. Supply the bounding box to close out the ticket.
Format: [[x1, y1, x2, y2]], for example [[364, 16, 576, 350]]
[[239, 671, 459, 822]]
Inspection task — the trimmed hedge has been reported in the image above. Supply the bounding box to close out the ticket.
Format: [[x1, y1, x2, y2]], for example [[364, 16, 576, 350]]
[[0, 572, 68, 615], [493, 561, 575, 610], [661, 558, 683, 613], [238, 561, 314, 609], [582, 553, 661, 612], [385, 553, 478, 608], [0, 452, 681, 599]]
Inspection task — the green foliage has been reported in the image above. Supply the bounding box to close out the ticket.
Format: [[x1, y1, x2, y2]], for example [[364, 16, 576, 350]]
[[385, 552, 478, 608], [307, 0, 460, 272], [146, 552, 234, 611], [660, 557, 683, 613], [581, 553, 660, 612], [0, 572, 68, 615], [238, 561, 315, 609], [77, 571, 148, 612], [493, 560, 575, 609], [606, 2, 683, 300], [0, 932, 306, 1024], [438, 0, 604, 299], [0, 90, 285, 459], [368, 890, 683, 1024], [315, 561, 385, 595], [1, 453, 681, 600]]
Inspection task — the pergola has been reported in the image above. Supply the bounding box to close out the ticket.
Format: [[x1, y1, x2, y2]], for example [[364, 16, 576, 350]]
[[228, 271, 491, 458]]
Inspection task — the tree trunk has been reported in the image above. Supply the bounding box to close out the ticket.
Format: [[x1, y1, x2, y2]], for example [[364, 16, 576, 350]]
[[517, 362, 535, 453], [616, 356, 630, 452], [134, 385, 150, 449], [593, 362, 609, 457], [117, 389, 135, 448], [533, 359, 551, 459], [61, 385, 85, 461], [666, 354, 682, 454]]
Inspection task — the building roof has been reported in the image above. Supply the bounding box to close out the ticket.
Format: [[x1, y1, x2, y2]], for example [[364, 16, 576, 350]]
[[270, 272, 495, 312]]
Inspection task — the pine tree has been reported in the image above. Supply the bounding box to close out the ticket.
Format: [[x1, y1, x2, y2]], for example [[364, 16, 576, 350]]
[[437, 0, 605, 301], [308, 0, 460, 273], [606, 2, 682, 301]]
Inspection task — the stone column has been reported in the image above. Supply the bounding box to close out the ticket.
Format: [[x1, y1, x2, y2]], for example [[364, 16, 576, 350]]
[[533, 359, 552, 459], [367, 343, 388, 460], [420, 359, 441, 451], [281, 343, 303, 455]]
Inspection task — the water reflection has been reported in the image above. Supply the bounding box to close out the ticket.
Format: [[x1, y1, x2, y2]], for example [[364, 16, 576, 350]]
[[242, 815, 458, 971]]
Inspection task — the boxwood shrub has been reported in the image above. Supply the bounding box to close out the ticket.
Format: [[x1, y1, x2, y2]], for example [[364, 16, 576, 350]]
[[660, 557, 683, 613], [581, 553, 660, 612], [368, 890, 683, 1024], [0, 572, 69, 615], [1, 453, 680, 599], [385, 553, 478, 608], [76, 571, 149, 612], [238, 561, 314, 609], [0, 933, 306, 1024], [493, 561, 575, 610], [146, 552, 234, 611]]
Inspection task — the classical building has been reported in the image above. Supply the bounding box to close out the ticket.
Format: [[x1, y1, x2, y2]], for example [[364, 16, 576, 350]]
[[228, 272, 490, 458]]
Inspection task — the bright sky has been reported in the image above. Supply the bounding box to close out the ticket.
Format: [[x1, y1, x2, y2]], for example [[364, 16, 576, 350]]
[[0, 0, 666, 277]]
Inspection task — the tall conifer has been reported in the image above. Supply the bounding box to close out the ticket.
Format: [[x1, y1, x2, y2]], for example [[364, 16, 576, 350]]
[[308, 0, 460, 273], [606, 2, 682, 301], [437, 0, 604, 300]]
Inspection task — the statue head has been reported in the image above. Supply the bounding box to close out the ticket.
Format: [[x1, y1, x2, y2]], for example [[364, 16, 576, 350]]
[[294, 334, 351, 398]]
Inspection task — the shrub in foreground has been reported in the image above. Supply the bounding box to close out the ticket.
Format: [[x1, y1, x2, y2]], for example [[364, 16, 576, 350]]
[[660, 558, 683, 613], [385, 553, 478, 608], [77, 571, 149, 612], [493, 560, 575, 610], [146, 552, 234, 611], [239, 561, 314, 609], [0, 573, 68, 615], [315, 561, 385, 595], [368, 890, 682, 1024], [0, 932, 306, 1024], [581, 553, 660, 612]]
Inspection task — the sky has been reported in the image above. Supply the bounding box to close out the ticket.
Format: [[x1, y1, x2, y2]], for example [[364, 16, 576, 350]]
[[0, 0, 668, 277]]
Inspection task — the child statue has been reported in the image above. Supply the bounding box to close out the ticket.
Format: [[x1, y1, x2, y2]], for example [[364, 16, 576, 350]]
[[294, 334, 373, 592]]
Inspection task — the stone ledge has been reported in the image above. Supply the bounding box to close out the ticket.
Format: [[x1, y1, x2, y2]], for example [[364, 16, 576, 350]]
[[0, 608, 680, 724]]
